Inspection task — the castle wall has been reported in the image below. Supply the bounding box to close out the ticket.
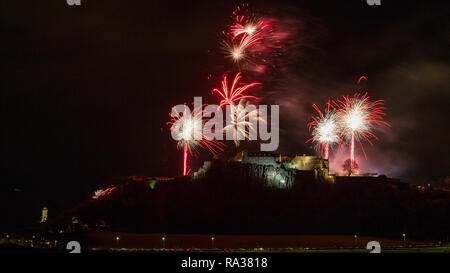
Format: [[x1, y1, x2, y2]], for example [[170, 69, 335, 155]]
[[242, 156, 279, 166], [290, 155, 331, 182], [192, 152, 332, 188], [245, 163, 296, 189], [241, 150, 280, 166], [290, 155, 328, 171]]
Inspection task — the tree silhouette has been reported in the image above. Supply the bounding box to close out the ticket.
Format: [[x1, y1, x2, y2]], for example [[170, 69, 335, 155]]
[[342, 158, 359, 176]]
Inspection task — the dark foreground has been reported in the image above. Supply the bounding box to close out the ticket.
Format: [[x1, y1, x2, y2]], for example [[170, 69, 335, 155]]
[[2, 232, 448, 253]]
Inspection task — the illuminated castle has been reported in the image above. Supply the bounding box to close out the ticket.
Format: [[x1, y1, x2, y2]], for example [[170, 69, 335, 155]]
[[192, 150, 333, 188]]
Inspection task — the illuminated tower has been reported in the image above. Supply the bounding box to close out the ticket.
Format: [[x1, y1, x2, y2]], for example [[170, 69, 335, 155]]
[[41, 206, 48, 223]]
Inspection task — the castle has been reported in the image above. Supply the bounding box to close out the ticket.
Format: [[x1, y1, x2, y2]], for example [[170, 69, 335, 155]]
[[192, 150, 334, 188]]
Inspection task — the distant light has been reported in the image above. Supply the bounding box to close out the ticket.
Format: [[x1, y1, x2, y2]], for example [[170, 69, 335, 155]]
[[162, 236, 166, 241], [116, 236, 120, 241], [211, 236, 215, 241]]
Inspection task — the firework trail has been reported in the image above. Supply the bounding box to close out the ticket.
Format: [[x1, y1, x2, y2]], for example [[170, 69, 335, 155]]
[[223, 99, 266, 147], [212, 72, 260, 107], [230, 16, 268, 41], [168, 104, 224, 175], [231, 21, 259, 38], [335, 92, 390, 172], [229, 2, 258, 38], [357, 75, 367, 84], [306, 101, 340, 160]]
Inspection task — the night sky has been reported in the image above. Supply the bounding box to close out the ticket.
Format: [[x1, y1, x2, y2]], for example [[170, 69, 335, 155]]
[[1, 0, 449, 227]]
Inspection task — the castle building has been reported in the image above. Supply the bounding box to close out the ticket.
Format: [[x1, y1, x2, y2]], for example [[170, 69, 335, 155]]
[[290, 154, 330, 181], [241, 150, 280, 166], [192, 150, 333, 188]]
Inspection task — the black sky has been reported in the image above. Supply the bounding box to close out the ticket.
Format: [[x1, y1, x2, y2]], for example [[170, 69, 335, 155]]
[[1, 0, 449, 225]]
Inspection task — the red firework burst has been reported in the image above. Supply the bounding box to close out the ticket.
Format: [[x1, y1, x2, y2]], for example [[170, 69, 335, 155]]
[[334, 92, 390, 170], [212, 72, 260, 108], [306, 101, 342, 160], [167, 104, 224, 175]]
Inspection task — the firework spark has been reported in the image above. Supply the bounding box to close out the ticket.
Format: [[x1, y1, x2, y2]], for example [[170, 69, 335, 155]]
[[223, 99, 265, 147], [357, 75, 367, 84], [231, 22, 258, 37], [306, 101, 340, 160], [222, 32, 262, 64], [212, 72, 260, 108], [168, 104, 224, 175], [335, 92, 389, 171], [230, 18, 268, 40], [222, 39, 246, 63], [230, 3, 257, 35]]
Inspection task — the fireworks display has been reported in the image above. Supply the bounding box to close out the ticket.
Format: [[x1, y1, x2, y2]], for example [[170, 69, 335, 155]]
[[223, 99, 266, 146], [306, 91, 389, 173], [166, 3, 390, 177], [221, 3, 278, 70], [212, 72, 260, 108], [306, 101, 340, 160], [222, 33, 261, 64], [222, 14, 267, 65], [231, 21, 259, 38], [229, 3, 263, 40], [168, 104, 224, 175], [334, 92, 390, 172], [168, 4, 270, 176]]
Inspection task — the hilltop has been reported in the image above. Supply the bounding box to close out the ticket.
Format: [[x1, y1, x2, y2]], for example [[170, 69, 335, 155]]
[[44, 159, 450, 242]]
